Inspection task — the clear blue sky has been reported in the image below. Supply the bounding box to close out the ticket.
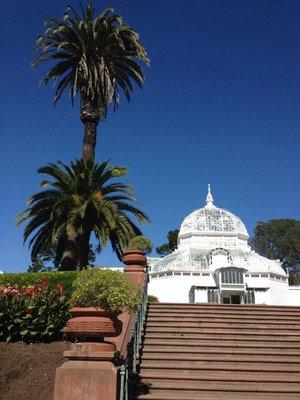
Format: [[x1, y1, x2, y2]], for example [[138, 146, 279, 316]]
[[0, 0, 299, 273]]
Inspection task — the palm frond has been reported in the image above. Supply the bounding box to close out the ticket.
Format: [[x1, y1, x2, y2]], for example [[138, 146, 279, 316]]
[[32, 3, 149, 112], [18, 158, 150, 269]]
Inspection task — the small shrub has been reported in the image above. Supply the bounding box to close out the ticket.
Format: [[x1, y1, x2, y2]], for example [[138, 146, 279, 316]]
[[0, 278, 69, 343], [148, 295, 159, 303], [71, 268, 141, 313], [127, 235, 153, 255]]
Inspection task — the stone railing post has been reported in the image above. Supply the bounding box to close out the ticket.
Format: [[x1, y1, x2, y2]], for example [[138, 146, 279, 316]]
[[53, 250, 147, 400], [122, 249, 147, 286], [54, 342, 118, 400]]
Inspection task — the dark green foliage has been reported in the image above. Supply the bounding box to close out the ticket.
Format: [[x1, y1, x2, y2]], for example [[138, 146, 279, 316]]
[[147, 295, 159, 303], [156, 229, 179, 256], [0, 279, 69, 343], [27, 245, 96, 272], [70, 268, 141, 313], [27, 248, 58, 272], [251, 219, 300, 269], [251, 219, 300, 286], [288, 271, 300, 286], [17, 159, 150, 270], [127, 235, 153, 255], [0, 271, 77, 297]]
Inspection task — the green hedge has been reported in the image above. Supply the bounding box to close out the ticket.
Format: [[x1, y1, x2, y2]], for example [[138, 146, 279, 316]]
[[0, 271, 77, 297]]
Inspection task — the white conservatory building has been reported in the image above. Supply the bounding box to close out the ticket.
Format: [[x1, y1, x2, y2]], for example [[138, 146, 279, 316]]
[[148, 186, 300, 306]]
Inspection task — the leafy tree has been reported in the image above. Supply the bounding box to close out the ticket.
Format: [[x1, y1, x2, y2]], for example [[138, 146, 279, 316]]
[[127, 235, 153, 254], [27, 245, 96, 272], [31, 3, 150, 160], [288, 271, 300, 286], [251, 219, 300, 278], [251, 219, 300, 267], [18, 159, 150, 270], [28, 248, 56, 272], [156, 229, 179, 256]]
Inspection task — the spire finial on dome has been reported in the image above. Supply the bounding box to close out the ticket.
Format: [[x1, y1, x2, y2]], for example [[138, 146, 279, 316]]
[[205, 184, 214, 207]]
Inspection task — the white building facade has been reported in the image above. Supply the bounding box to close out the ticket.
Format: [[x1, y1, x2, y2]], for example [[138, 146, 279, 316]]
[[148, 186, 300, 305]]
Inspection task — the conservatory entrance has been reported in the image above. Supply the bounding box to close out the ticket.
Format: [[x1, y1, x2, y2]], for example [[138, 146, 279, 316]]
[[222, 294, 241, 304]]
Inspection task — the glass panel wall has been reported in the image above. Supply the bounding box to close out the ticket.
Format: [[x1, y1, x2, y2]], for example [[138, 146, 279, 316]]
[[207, 289, 219, 303], [244, 290, 255, 304]]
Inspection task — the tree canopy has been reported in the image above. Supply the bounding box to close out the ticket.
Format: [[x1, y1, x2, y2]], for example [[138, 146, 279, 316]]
[[27, 245, 96, 272], [251, 219, 300, 284], [156, 229, 179, 256], [32, 3, 150, 160], [18, 159, 150, 270], [251, 219, 300, 268]]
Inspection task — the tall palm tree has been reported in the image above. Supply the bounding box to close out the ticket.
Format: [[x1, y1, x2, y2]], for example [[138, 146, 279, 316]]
[[31, 3, 150, 160], [17, 159, 150, 270]]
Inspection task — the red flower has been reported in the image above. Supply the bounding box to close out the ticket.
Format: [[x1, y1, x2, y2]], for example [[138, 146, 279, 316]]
[[3, 285, 19, 296], [25, 285, 35, 297], [55, 282, 66, 295]]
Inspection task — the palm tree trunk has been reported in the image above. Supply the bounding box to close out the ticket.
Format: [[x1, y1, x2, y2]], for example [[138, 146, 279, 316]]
[[82, 121, 97, 160], [80, 98, 104, 161], [59, 239, 77, 271], [77, 230, 92, 270]]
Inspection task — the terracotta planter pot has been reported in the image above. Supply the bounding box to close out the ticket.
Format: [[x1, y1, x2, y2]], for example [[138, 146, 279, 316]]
[[66, 307, 123, 339], [122, 249, 147, 267], [122, 249, 147, 285]]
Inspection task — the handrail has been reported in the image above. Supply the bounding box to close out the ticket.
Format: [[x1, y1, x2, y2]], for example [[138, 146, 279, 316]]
[[118, 274, 148, 400]]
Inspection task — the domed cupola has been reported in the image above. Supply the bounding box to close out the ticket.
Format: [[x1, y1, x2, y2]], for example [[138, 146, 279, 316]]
[[178, 185, 249, 251]]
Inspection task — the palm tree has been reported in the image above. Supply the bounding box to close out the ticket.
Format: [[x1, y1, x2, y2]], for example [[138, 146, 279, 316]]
[[31, 3, 150, 160], [17, 159, 150, 270]]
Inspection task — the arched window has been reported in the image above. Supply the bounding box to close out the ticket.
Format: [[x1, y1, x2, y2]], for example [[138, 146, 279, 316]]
[[208, 248, 232, 268]]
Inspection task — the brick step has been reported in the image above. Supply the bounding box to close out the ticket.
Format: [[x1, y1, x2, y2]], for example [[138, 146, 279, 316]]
[[140, 304, 300, 399], [142, 345, 300, 355], [145, 332, 300, 341], [148, 303, 300, 315], [149, 304, 300, 312], [142, 379, 300, 392], [139, 392, 300, 400], [141, 352, 300, 363], [148, 310, 300, 318], [148, 309, 300, 317], [149, 304, 300, 310], [140, 369, 300, 383], [147, 314, 300, 323], [143, 338, 300, 348], [145, 326, 300, 335], [140, 360, 300, 372], [146, 321, 300, 330]]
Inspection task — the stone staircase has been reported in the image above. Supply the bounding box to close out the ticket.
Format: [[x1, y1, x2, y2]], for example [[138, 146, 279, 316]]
[[138, 303, 300, 399]]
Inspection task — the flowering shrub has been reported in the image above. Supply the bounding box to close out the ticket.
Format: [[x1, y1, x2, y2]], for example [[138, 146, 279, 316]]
[[0, 271, 77, 297], [0, 278, 69, 342]]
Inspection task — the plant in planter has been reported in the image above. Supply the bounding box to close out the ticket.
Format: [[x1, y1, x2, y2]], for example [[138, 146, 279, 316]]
[[126, 235, 153, 255], [67, 268, 140, 339], [122, 236, 152, 285]]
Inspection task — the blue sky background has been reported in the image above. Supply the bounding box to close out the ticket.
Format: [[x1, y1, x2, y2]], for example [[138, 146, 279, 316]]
[[0, 0, 299, 272]]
